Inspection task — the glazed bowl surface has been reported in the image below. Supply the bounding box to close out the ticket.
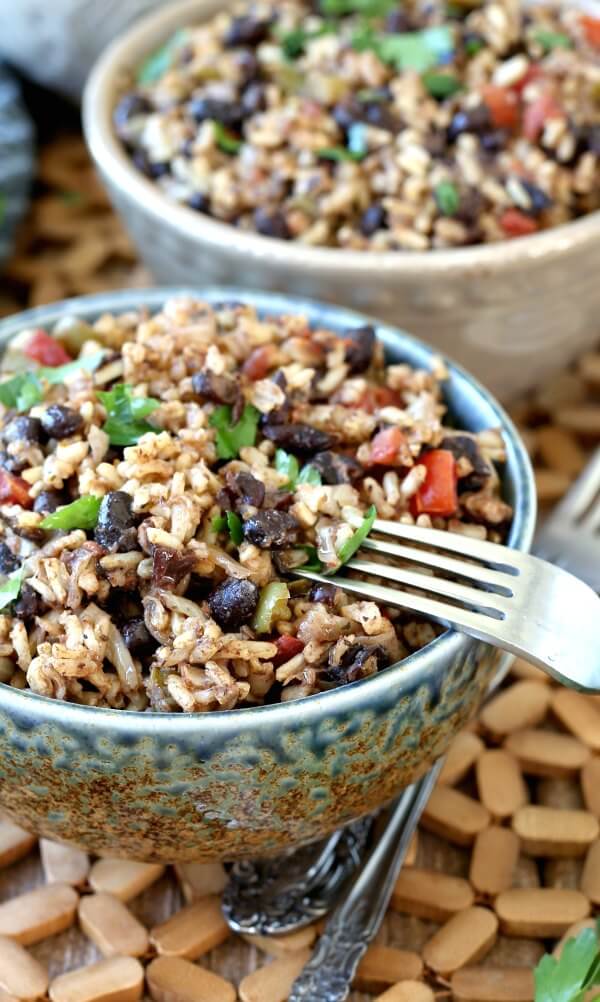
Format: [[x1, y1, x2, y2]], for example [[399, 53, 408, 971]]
[[82, 0, 600, 404], [0, 288, 536, 862]]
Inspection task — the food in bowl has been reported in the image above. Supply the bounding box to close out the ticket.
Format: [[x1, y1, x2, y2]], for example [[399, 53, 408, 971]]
[[0, 295, 512, 713], [114, 0, 600, 251]]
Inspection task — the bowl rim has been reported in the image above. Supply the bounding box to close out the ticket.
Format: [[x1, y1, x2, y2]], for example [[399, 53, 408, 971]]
[[82, 0, 600, 278], [0, 286, 536, 732]]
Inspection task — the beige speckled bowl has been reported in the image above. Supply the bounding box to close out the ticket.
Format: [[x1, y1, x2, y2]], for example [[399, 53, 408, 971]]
[[83, 0, 600, 403]]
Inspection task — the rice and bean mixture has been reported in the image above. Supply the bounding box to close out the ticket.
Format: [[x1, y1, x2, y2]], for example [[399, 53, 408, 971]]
[[0, 299, 511, 711], [115, 0, 599, 251]]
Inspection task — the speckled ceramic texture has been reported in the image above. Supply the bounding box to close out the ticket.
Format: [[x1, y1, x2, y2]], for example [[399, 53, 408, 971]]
[[82, 0, 600, 405], [0, 289, 536, 862]]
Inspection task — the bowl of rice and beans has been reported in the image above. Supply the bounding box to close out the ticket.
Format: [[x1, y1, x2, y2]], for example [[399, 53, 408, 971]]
[[0, 288, 535, 860], [84, 0, 600, 402]]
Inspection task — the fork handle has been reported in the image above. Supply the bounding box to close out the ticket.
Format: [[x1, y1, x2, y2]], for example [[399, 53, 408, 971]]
[[287, 759, 444, 1002]]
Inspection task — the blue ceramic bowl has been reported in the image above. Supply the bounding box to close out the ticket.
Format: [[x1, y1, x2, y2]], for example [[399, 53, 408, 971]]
[[0, 289, 536, 861]]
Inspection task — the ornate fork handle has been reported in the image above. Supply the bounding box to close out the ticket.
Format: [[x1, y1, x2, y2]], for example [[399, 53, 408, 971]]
[[288, 761, 443, 1002]]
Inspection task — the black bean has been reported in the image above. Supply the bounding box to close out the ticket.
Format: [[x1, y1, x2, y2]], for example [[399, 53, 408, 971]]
[[308, 582, 338, 606], [152, 547, 196, 590], [586, 125, 600, 156], [385, 9, 412, 32], [113, 93, 152, 134], [262, 422, 335, 454], [439, 434, 492, 492], [13, 583, 44, 621], [2, 416, 42, 444], [132, 150, 152, 176], [519, 179, 553, 216], [189, 97, 244, 129], [327, 643, 389, 685], [364, 102, 400, 133], [448, 104, 490, 142], [254, 208, 291, 240], [243, 510, 300, 549], [188, 192, 211, 213], [94, 491, 137, 552], [224, 15, 271, 48], [0, 451, 27, 475], [455, 188, 485, 225], [191, 370, 237, 404], [311, 451, 363, 485], [0, 543, 18, 575], [121, 618, 154, 652], [208, 577, 259, 630], [360, 204, 387, 237], [33, 490, 66, 515], [228, 471, 265, 508], [424, 130, 448, 158], [149, 161, 170, 179], [241, 81, 267, 117], [40, 405, 83, 439], [237, 49, 260, 85], [480, 129, 509, 153], [344, 325, 376, 374]]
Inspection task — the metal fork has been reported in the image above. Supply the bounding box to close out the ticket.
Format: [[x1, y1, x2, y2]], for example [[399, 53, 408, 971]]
[[534, 448, 600, 591], [295, 511, 600, 692]]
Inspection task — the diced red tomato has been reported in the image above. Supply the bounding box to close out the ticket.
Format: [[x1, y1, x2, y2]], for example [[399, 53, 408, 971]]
[[0, 471, 32, 508], [523, 92, 563, 141], [242, 346, 273, 381], [481, 85, 520, 129], [273, 635, 304, 666], [370, 427, 407, 466], [414, 450, 458, 518], [500, 209, 539, 238], [23, 330, 72, 367], [581, 15, 600, 49], [512, 64, 543, 95]]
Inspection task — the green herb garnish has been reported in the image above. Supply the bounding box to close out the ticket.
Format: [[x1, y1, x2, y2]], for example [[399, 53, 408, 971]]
[[464, 36, 484, 56], [422, 71, 462, 99], [275, 449, 322, 489], [0, 567, 25, 611], [98, 384, 159, 447], [300, 545, 324, 572], [279, 23, 334, 59], [336, 505, 377, 567], [534, 28, 573, 52], [226, 510, 244, 545], [213, 122, 243, 155], [137, 29, 188, 84], [0, 352, 105, 415], [534, 919, 600, 1002], [318, 145, 367, 162], [209, 404, 261, 460], [212, 514, 228, 533], [321, 0, 395, 16], [376, 26, 454, 72], [434, 180, 460, 216], [40, 495, 102, 531]]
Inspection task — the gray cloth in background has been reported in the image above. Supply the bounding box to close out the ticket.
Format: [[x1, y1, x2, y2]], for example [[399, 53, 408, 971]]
[[0, 63, 35, 268], [0, 0, 170, 101]]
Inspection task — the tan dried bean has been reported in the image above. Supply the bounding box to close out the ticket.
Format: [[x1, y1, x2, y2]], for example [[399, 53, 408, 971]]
[[390, 868, 474, 921], [534, 470, 572, 504], [552, 690, 600, 752], [505, 730, 590, 777], [476, 749, 528, 820], [0, 884, 78, 945], [242, 925, 316, 958], [470, 826, 520, 897], [78, 894, 148, 958], [88, 860, 164, 902], [422, 907, 498, 977], [0, 818, 36, 869], [581, 758, 600, 817], [173, 862, 227, 903], [40, 840, 90, 887], [581, 839, 600, 905], [375, 983, 434, 1002], [556, 405, 600, 437], [146, 957, 236, 1002], [0, 935, 48, 1000], [513, 806, 599, 857], [238, 951, 311, 1002], [536, 426, 586, 476], [439, 732, 484, 786], [149, 896, 230, 959], [421, 787, 490, 846], [451, 967, 535, 1001], [480, 682, 551, 739], [495, 888, 591, 937], [49, 957, 143, 1002], [354, 946, 423, 993], [579, 352, 600, 386]]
